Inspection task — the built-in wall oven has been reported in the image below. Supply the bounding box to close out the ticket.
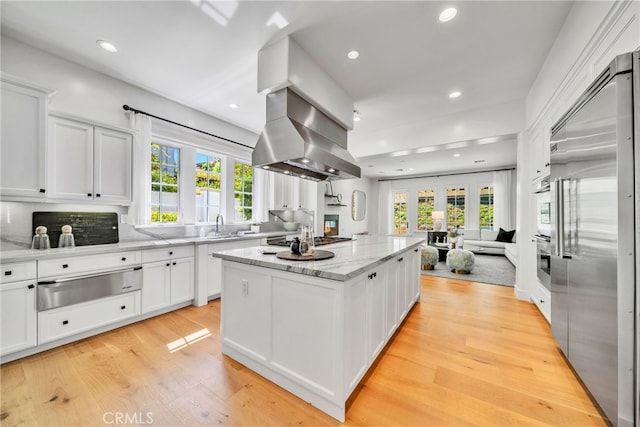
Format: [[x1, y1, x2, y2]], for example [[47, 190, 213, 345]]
[[533, 174, 551, 290]]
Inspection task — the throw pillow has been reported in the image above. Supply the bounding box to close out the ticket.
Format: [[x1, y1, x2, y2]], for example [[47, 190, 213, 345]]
[[496, 228, 516, 243]]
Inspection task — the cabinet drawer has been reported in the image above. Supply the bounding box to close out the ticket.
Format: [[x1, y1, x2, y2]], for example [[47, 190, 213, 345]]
[[1, 261, 37, 284], [142, 245, 194, 263], [38, 251, 141, 279], [531, 282, 551, 323], [38, 291, 140, 344]]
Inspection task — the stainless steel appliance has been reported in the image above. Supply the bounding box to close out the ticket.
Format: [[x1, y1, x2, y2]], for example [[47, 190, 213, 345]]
[[533, 174, 551, 238], [550, 51, 637, 427], [323, 214, 339, 236], [533, 234, 551, 291], [37, 266, 143, 311]]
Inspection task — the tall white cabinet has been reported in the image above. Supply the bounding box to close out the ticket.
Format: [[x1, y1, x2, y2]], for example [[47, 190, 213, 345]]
[[0, 77, 52, 199], [48, 115, 133, 204]]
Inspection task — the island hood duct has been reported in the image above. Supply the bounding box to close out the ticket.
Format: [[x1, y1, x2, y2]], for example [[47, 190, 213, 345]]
[[252, 88, 361, 181]]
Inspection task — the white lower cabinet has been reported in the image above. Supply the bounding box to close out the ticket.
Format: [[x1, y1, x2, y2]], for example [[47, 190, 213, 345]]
[[367, 265, 387, 360], [38, 291, 140, 344], [1, 279, 37, 356], [141, 246, 195, 313], [532, 281, 551, 323], [200, 239, 261, 300]]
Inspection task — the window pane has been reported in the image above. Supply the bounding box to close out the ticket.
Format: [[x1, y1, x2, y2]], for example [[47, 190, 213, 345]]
[[151, 142, 180, 223], [393, 191, 407, 235], [446, 187, 465, 229], [195, 152, 223, 223], [234, 162, 253, 222], [479, 186, 494, 230], [417, 189, 435, 231]]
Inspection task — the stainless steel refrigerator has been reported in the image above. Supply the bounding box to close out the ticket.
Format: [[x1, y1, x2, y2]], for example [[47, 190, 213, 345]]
[[550, 51, 637, 427]]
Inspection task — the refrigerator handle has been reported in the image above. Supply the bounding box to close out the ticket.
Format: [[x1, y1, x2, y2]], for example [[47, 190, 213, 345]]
[[554, 178, 565, 258]]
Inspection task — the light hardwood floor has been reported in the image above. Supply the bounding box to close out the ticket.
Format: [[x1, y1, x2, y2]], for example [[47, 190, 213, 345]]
[[1, 276, 607, 426]]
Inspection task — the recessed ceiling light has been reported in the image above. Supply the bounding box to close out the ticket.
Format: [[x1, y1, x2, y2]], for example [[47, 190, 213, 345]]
[[409, 168, 414, 171], [229, 103, 239, 109], [353, 110, 361, 122], [347, 50, 359, 60], [301, 158, 310, 164], [439, 7, 458, 22], [262, 165, 270, 170], [300, 174, 306, 179], [328, 168, 335, 173], [449, 91, 462, 99], [96, 40, 118, 53], [453, 153, 461, 157], [283, 170, 290, 174]]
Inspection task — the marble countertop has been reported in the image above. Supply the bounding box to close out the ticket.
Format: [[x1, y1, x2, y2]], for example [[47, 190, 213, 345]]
[[0, 231, 294, 264], [211, 235, 426, 281]]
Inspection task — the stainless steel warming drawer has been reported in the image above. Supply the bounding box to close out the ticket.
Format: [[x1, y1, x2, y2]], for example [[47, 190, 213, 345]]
[[37, 266, 143, 311]]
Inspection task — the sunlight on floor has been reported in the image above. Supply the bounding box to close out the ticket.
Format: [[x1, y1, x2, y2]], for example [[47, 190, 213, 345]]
[[166, 328, 212, 353]]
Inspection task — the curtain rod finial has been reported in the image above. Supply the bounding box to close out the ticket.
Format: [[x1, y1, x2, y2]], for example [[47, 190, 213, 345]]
[[123, 104, 131, 111]]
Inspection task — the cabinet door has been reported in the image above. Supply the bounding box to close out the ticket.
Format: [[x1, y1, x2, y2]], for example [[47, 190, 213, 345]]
[[170, 257, 195, 304], [408, 248, 421, 303], [141, 261, 171, 313], [395, 255, 408, 321], [207, 255, 222, 297], [48, 116, 94, 200], [367, 267, 386, 360], [385, 259, 398, 338], [0, 82, 48, 198], [0, 280, 37, 356], [94, 127, 132, 204]]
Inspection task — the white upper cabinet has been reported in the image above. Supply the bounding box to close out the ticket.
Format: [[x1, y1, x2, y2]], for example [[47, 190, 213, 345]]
[[0, 78, 51, 199], [48, 115, 133, 204]]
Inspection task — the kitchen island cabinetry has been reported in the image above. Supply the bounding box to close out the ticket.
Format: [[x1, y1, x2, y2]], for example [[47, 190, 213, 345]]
[[141, 246, 194, 313], [0, 261, 37, 356], [48, 115, 133, 204], [0, 77, 52, 200], [214, 236, 424, 421]]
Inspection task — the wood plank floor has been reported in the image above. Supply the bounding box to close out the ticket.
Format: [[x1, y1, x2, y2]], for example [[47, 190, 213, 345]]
[[1, 276, 607, 426]]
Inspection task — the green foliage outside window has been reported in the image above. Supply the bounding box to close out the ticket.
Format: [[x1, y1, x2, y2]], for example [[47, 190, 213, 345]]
[[417, 189, 435, 230], [393, 191, 407, 234], [479, 186, 494, 230], [234, 162, 253, 221], [447, 188, 465, 229], [151, 143, 179, 223]]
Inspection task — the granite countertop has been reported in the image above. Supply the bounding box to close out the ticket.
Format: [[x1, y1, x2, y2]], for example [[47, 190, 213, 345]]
[[0, 231, 295, 264], [211, 235, 426, 281]]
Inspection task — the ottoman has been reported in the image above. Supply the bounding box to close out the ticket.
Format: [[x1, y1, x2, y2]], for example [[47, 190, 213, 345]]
[[420, 246, 439, 270], [446, 249, 475, 274]]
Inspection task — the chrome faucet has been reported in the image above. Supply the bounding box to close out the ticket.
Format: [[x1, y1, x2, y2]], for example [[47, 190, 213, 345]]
[[215, 213, 224, 234]]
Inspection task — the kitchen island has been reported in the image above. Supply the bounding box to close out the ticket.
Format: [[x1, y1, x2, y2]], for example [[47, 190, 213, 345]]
[[211, 235, 425, 421]]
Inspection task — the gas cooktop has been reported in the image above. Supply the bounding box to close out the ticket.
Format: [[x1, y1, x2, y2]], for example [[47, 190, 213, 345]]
[[267, 236, 352, 247]]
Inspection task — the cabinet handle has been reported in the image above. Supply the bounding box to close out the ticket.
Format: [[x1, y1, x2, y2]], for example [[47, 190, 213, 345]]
[[545, 162, 550, 167], [39, 188, 46, 193], [169, 251, 173, 255], [27, 284, 35, 290], [414, 248, 419, 252], [166, 263, 170, 267], [96, 193, 101, 197], [121, 305, 126, 310], [540, 299, 544, 305], [62, 320, 69, 325], [121, 257, 127, 261], [172, 262, 176, 266], [398, 257, 404, 262], [4, 271, 11, 276], [62, 264, 69, 269], [87, 193, 92, 197], [536, 170, 541, 174]]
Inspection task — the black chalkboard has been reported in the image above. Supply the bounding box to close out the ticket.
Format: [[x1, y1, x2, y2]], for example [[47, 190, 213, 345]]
[[32, 212, 119, 248]]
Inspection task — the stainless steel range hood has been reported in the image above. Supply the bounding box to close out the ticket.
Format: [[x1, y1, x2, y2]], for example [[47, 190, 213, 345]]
[[252, 88, 361, 181]]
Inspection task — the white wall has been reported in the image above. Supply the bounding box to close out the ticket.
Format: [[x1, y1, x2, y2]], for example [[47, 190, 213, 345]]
[[1, 36, 258, 150], [316, 177, 378, 237]]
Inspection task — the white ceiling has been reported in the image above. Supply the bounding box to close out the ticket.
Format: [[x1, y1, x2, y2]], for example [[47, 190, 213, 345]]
[[0, 0, 572, 179]]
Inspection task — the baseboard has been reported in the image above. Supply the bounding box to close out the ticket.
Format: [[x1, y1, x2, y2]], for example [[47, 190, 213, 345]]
[[514, 284, 530, 302]]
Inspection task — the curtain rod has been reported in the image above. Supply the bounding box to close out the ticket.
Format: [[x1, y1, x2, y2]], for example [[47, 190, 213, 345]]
[[122, 104, 254, 150], [377, 166, 516, 182]]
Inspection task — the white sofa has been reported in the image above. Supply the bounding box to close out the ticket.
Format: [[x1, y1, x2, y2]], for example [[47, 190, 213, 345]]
[[461, 229, 517, 266]]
